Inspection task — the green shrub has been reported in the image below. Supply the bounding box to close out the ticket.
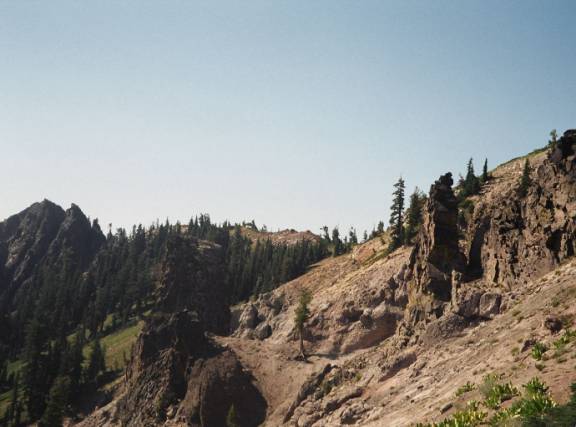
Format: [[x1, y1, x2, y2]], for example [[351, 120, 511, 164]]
[[531, 342, 548, 361], [455, 382, 476, 397], [523, 377, 548, 397], [417, 401, 487, 427], [484, 382, 519, 410], [489, 377, 556, 426], [535, 382, 576, 426]]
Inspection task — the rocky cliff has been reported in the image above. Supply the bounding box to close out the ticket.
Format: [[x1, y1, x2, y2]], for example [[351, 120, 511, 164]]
[[92, 235, 267, 427], [466, 130, 576, 288]]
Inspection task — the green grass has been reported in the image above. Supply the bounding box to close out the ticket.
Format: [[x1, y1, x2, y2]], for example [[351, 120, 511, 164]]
[[0, 389, 11, 417], [7, 360, 23, 376], [83, 320, 144, 371]]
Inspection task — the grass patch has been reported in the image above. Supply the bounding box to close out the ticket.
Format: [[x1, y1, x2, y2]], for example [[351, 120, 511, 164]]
[[83, 320, 144, 371]]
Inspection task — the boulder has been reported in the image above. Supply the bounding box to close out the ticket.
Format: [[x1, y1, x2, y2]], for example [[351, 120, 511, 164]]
[[455, 288, 483, 319], [239, 304, 259, 330], [421, 314, 467, 345], [479, 293, 501, 319], [254, 322, 272, 340], [544, 315, 563, 333]]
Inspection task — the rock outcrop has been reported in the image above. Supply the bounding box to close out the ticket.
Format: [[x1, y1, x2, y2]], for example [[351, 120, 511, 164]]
[[157, 235, 229, 335], [403, 173, 466, 326], [116, 235, 267, 427]]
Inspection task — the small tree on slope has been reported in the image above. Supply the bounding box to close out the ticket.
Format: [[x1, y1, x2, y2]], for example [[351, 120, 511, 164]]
[[226, 404, 240, 427], [518, 158, 532, 198], [388, 177, 405, 251], [294, 290, 312, 360]]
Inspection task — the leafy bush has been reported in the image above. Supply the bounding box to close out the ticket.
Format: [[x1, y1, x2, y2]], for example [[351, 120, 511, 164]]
[[455, 382, 476, 397], [531, 342, 548, 361], [490, 377, 556, 426], [534, 382, 576, 426], [484, 382, 519, 410], [417, 401, 487, 427], [479, 374, 501, 398], [523, 377, 549, 397]]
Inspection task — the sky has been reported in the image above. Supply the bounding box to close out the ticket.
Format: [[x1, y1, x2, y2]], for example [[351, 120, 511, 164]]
[[1, 1, 575, 236]]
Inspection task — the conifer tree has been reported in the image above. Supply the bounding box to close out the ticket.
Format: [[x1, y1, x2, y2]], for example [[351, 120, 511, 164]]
[[7, 374, 19, 426], [331, 227, 342, 257], [22, 318, 46, 421], [404, 187, 425, 244], [548, 129, 558, 148], [481, 158, 489, 182], [40, 376, 70, 427], [518, 158, 532, 197], [226, 404, 240, 427], [86, 339, 105, 385], [463, 158, 481, 196], [388, 177, 405, 251], [294, 290, 312, 360]]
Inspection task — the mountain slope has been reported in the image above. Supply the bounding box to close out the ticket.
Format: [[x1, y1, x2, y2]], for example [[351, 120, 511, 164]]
[[4, 131, 576, 427]]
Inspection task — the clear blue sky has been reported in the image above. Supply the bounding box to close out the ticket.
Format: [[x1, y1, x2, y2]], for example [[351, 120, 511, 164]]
[[1, 1, 575, 235]]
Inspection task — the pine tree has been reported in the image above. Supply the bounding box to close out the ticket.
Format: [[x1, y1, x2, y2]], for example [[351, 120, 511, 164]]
[[86, 339, 105, 385], [481, 158, 489, 182], [331, 228, 342, 257], [7, 374, 19, 426], [463, 158, 481, 197], [388, 177, 405, 251], [362, 230, 368, 242], [40, 376, 70, 427], [548, 129, 558, 148], [518, 158, 532, 197], [404, 187, 425, 244], [22, 318, 47, 422], [348, 228, 358, 246], [294, 290, 312, 360], [226, 404, 240, 427]]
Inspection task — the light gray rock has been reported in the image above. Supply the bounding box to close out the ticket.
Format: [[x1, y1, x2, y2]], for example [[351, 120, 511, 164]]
[[479, 293, 501, 319], [254, 322, 272, 340]]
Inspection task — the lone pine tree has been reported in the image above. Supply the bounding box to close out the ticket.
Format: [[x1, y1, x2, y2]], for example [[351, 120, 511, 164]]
[[294, 289, 312, 360], [388, 177, 405, 251], [518, 158, 532, 198], [404, 187, 425, 244]]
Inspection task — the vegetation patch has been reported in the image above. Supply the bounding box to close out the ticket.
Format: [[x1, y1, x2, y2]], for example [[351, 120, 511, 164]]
[[531, 342, 548, 361], [416, 400, 486, 427], [455, 382, 476, 397]]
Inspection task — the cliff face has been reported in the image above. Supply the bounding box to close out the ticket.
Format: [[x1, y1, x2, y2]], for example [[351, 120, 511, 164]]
[[467, 130, 576, 288]]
